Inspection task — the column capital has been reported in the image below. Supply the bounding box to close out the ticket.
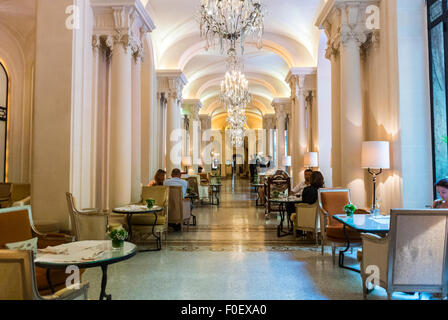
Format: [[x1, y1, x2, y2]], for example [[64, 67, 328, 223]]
[[182, 99, 203, 121], [316, 0, 379, 58], [91, 0, 154, 58], [285, 68, 317, 99], [157, 70, 188, 105], [272, 98, 291, 118]]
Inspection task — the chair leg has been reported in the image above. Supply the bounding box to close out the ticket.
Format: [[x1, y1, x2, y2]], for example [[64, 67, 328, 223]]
[[362, 276, 368, 299], [387, 291, 392, 300], [332, 244, 336, 265]]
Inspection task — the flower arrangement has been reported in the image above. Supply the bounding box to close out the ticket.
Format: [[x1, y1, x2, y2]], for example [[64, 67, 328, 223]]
[[344, 203, 357, 217], [109, 228, 128, 248]]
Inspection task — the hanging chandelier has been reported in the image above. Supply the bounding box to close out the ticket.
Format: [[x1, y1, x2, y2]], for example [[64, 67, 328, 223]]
[[219, 53, 251, 109], [199, 0, 265, 54]]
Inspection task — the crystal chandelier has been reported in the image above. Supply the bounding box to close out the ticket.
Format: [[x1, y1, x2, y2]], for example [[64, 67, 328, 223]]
[[199, 0, 265, 54]]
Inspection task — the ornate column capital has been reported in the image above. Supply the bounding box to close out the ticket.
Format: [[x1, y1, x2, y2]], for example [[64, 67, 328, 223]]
[[285, 68, 317, 101], [157, 70, 188, 106]]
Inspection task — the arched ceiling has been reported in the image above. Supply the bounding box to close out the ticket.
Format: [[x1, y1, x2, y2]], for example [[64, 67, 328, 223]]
[[144, 0, 323, 117]]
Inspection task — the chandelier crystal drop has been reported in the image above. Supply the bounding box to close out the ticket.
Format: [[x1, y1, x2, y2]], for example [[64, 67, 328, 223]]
[[199, 0, 265, 54]]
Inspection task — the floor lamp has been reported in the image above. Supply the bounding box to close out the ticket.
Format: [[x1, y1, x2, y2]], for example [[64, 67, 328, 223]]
[[361, 141, 390, 213]]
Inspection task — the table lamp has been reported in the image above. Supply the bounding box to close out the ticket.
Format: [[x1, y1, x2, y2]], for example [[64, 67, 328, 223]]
[[361, 141, 390, 213], [282, 156, 292, 175], [304, 152, 318, 169]]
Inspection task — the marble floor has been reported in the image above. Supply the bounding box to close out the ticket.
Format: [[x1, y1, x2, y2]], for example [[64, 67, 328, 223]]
[[83, 177, 431, 300]]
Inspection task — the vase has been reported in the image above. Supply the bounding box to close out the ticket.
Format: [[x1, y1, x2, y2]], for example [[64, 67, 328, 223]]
[[346, 211, 354, 217], [112, 239, 124, 249]]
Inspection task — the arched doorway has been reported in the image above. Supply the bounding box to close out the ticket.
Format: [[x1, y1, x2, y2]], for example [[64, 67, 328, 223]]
[[0, 63, 8, 182]]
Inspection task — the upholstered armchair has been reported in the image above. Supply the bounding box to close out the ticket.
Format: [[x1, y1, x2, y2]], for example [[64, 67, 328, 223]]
[[0, 250, 89, 300], [132, 186, 169, 247], [167, 186, 191, 231], [0, 183, 31, 208], [265, 170, 291, 215], [318, 188, 363, 263], [0, 206, 75, 295], [361, 209, 448, 299], [291, 203, 320, 244], [65, 192, 119, 241]]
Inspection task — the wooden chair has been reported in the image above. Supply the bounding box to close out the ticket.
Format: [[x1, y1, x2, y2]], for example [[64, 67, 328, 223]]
[[265, 170, 291, 215], [0, 249, 89, 300], [361, 209, 448, 299]]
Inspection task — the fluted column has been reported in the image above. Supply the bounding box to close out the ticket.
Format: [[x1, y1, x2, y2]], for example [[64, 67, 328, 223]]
[[131, 43, 144, 203], [286, 69, 316, 184], [157, 71, 187, 176], [317, 0, 374, 207], [182, 99, 202, 172], [273, 99, 289, 170], [108, 34, 133, 207]]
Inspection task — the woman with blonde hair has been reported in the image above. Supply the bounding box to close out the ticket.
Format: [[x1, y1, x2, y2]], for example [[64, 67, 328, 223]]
[[148, 169, 166, 187]]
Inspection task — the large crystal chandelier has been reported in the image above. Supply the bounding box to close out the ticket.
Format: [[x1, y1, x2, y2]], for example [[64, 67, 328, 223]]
[[199, 0, 265, 54], [220, 53, 250, 146]]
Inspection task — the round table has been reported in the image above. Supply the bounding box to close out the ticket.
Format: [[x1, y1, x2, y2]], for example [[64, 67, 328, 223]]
[[113, 205, 163, 251], [251, 183, 264, 206], [35, 240, 137, 300], [210, 184, 222, 205], [268, 197, 302, 237]]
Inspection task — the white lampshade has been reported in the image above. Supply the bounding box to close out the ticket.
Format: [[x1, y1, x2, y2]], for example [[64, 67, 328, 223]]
[[182, 156, 192, 167], [282, 156, 292, 167], [361, 141, 390, 169], [197, 158, 204, 166], [187, 168, 195, 175], [304, 152, 318, 168]]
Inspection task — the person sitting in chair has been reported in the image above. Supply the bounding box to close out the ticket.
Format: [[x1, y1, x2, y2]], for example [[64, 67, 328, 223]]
[[433, 178, 448, 208], [286, 171, 325, 215], [148, 169, 166, 187], [163, 168, 188, 198], [291, 169, 313, 198]]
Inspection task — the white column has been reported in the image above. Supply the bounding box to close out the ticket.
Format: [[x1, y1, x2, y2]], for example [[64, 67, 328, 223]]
[[109, 35, 133, 208], [131, 50, 143, 203], [297, 78, 307, 182], [166, 91, 181, 175], [339, 9, 367, 207], [329, 52, 342, 187], [274, 108, 286, 170]]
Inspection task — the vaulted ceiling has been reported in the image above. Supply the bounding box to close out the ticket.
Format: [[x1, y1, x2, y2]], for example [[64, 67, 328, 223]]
[[144, 0, 324, 119]]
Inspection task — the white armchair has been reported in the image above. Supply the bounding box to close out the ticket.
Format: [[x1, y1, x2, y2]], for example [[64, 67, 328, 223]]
[[291, 203, 320, 244], [361, 209, 448, 299]]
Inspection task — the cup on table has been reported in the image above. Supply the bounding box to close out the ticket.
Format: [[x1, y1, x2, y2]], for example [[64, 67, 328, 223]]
[[145, 198, 155, 208]]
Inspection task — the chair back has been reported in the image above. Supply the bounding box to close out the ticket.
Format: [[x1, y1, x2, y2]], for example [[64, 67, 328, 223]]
[[266, 170, 290, 195], [0, 206, 34, 248], [0, 182, 11, 199], [141, 186, 169, 216], [318, 188, 351, 227], [168, 186, 190, 224], [387, 209, 448, 294], [0, 249, 39, 300], [296, 203, 320, 231], [65, 193, 107, 241], [10, 184, 31, 204], [186, 176, 200, 195]]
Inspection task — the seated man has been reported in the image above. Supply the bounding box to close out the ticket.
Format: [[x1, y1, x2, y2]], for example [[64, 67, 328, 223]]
[[163, 168, 188, 198], [291, 169, 313, 198]]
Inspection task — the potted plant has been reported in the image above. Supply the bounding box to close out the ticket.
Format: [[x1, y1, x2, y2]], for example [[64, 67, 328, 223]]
[[186, 187, 192, 195], [273, 190, 280, 199], [145, 198, 155, 208], [109, 228, 128, 249], [344, 203, 357, 217]]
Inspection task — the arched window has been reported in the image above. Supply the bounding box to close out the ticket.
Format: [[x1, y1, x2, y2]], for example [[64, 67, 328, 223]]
[[0, 63, 8, 182]]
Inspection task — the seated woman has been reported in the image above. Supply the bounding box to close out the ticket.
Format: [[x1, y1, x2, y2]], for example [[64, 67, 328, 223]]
[[286, 171, 325, 215], [433, 178, 448, 208], [148, 169, 166, 187]]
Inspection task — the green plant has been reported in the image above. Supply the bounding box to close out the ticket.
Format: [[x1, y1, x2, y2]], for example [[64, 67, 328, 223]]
[[273, 190, 280, 199], [186, 187, 192, 194], [109, 228, 128, 241], [145, 198, 155, 208], [344, 203, 357, 216]]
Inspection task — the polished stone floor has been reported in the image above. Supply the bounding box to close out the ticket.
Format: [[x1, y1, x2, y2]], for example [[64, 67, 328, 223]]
[[83, 177, 431, 300]]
